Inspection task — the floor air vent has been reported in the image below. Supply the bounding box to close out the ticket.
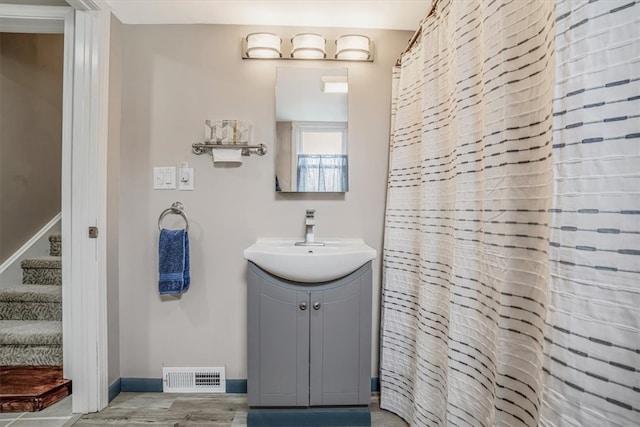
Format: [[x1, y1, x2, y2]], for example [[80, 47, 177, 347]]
[[162, 367, 226, 393]]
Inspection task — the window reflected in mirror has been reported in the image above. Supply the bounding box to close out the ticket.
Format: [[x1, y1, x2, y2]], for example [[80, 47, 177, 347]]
[[275, 67, 348, 192]]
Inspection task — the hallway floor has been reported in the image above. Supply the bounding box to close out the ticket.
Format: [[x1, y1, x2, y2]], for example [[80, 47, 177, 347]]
[[72, 392, 408, 426], [0, 395, 79, 426]]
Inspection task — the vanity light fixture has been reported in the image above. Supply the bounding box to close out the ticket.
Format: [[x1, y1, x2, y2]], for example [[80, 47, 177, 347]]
[[291, 33, 326, 59], [245, 32, 282, 59], [242, 33, 373, 62], [335, 35, 371, 61]]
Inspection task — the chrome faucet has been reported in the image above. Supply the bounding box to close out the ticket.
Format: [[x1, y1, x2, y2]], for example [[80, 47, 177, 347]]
[[305, 209, 316, 243], [295, 209, 325, 246]]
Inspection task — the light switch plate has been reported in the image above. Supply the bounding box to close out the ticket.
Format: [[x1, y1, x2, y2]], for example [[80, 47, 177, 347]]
[[153, 167, 176, 189]]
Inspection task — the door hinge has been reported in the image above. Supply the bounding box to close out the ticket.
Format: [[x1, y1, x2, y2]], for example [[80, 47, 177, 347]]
[[88, 226, 99, 238]]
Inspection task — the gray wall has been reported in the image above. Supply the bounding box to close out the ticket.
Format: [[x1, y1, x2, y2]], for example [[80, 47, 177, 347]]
[[0, 32, 62, 263], [107, 13, 123, 386], [118, 23, 410, 380]]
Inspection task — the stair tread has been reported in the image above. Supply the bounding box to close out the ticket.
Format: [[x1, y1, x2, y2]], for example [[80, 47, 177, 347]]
[[0, 285, 61, 302], [0, 320, 61, 345], [20, 257, 61, 269]]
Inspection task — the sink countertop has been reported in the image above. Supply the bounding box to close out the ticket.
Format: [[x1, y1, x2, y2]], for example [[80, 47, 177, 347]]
[[244, 238, 377, 283]]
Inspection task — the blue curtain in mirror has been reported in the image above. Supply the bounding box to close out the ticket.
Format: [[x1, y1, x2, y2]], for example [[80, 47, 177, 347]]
[[297, 154, 348, 192]]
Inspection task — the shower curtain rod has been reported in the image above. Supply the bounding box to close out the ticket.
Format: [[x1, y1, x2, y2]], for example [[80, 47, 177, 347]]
[[396, 0, 439, 66]]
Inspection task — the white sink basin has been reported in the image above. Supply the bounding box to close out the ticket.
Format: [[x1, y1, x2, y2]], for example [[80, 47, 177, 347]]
[[244, 238, 377, 283]]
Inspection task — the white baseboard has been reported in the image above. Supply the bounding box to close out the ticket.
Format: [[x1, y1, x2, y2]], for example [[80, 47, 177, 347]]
[[0, 213, 61, 287]]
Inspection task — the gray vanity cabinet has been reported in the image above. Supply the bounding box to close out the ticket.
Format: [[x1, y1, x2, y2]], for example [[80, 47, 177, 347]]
[[247, 261, 372, 408]]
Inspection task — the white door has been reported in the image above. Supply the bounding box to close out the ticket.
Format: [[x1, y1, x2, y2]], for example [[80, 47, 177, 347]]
[[0, 2, 111, 413]]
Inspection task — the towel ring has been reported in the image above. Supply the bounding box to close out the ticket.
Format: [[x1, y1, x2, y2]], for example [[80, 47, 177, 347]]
[[158, 202, 189, 231]]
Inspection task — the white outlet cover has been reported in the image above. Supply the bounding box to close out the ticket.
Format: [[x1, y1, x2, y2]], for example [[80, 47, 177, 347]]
[[179, 167, 194, 191]]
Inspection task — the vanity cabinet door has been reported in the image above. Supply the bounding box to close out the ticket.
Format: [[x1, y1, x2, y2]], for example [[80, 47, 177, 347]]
[[309, 266, 372, 406], [247, 267, 310, 407]]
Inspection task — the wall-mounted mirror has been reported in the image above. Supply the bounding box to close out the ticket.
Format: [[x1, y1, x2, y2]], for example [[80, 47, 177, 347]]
[[275, 67, 348, 193]]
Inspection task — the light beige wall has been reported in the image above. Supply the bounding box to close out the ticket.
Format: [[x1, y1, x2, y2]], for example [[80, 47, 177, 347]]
[[107, 13, 123, 386], [0, 33, 62, 263], [119, 23, 410, 379]]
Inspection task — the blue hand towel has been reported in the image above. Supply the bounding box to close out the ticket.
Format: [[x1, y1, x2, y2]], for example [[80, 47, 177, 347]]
[[158, 229, 190, 295]]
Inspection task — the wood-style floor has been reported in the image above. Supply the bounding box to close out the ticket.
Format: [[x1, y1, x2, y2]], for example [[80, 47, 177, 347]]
[[0, 366, 71, 413], [74, 392, 409, 426]]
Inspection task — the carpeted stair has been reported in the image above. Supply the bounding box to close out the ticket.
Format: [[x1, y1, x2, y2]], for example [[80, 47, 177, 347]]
[[0, 234, 62, 365]]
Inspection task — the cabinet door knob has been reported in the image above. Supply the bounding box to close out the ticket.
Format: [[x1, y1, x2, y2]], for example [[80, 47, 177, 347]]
[[313, 302, 321, 310], [299, 302, 308, 311]]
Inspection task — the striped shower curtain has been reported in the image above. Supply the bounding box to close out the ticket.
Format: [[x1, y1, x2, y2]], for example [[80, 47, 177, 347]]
[[380, 0, 639, 426], [380, 0, 556, 424], [541, 0, 639, 425]]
